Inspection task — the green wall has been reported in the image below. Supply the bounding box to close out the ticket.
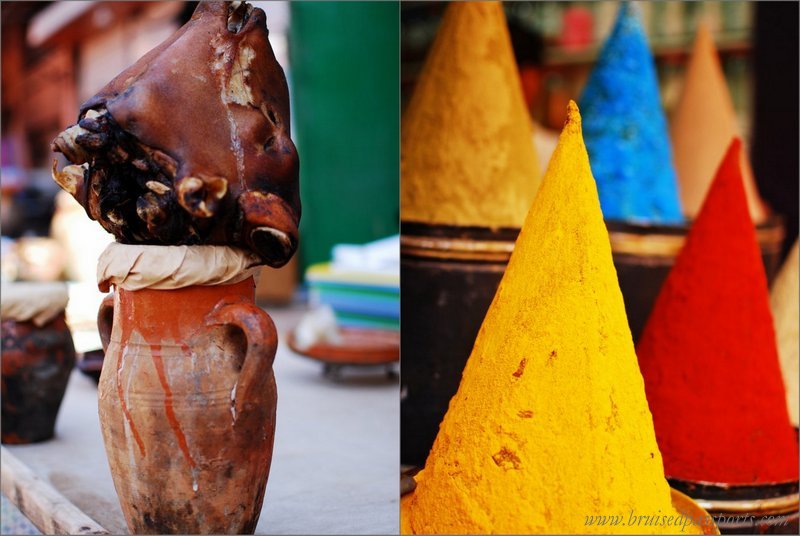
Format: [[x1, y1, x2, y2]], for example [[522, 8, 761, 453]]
[[290, 2, 400, 272]]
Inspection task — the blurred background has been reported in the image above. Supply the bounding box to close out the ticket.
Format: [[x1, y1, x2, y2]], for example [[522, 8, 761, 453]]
[[401, 0, 798, 260], [1, 0, 399, 298]]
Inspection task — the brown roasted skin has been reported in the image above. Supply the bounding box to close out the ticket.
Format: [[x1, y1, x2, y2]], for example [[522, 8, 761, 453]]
[[51, 2, 300, 267]]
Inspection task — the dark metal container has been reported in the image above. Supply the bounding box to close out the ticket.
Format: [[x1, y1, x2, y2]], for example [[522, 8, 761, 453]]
[[400, 222, 518, 466], [400, 217, 786, 466], [670, 478, 799, 534], [608, 217, 785, 343]]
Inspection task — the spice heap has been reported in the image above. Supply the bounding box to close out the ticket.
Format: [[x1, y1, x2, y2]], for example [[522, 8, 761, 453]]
[[51, 2, 300, 267], [578, 2, 682, 224], [670, 23, 767, 223], [770, 240, 799, 428], [402, 102, 689, 534], [400, 2, 540, 228], [637, 139, 798, 484]]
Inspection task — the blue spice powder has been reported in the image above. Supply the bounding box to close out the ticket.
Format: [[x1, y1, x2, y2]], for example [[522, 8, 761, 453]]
[[578, 2, 684, 224]]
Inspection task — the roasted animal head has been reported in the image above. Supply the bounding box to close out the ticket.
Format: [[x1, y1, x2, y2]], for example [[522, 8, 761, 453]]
[[52, 1, 300, 267]]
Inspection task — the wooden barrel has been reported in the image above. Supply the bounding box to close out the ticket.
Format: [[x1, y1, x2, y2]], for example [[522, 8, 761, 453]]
[[670, 478, 799, 534], [400, 222, 518, 466], [608, 217, 785, 343]]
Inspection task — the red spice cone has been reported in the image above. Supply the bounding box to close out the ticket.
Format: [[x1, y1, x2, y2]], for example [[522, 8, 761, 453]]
[[636, 138, 798, 484]]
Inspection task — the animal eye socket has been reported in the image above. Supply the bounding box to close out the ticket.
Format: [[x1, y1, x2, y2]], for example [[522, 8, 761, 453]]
[[264, 136, 276, 150]]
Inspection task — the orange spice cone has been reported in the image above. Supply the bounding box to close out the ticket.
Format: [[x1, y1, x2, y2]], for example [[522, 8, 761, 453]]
[[400, 2, 541, 227], [401, 102, 690, 534], [636, 139, 798, 484], [670, 22, 768, 222], [770, 240, 799, 427]]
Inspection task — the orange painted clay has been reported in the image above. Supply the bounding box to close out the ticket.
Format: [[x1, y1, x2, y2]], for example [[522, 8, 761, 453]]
[[97, 277, 277, 534]]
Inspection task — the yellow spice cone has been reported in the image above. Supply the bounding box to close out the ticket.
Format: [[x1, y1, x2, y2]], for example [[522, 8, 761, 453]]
[[400, 2, 541, 227], [770, 240, 799, 427], [670, 22, 767, 222], [401, 102, 690, 534]]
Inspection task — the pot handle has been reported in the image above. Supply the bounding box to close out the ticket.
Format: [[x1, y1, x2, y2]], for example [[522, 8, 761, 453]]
[[97, 293, 115, 354], [206, 299, 278, 416]]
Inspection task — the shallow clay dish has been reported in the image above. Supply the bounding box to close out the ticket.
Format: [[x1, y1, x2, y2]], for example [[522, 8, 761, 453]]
[[287, 327, 399, 366], [76, 349, 105, 383], [671, 487, 720, 535]]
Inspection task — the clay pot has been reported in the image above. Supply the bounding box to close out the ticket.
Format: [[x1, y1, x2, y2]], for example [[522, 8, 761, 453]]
[[1, 313, 76, 443], [97, 277, 277, 534]]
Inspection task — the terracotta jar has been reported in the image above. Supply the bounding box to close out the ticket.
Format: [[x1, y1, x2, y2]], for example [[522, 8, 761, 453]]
[[97, 277, 277, 534], [1, 282, 75, 444]]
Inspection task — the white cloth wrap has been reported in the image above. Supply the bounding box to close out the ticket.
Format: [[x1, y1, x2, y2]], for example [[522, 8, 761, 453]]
[[1, 282, 69, 327], [97, 243, 262, 292]]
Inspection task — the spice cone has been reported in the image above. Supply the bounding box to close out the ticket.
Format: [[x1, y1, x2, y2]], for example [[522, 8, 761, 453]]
[[770, 240, 799, 427], [400, 2, 541, 227], [578, 2, 683, 224], [637, 139, 798, 484], [670, 22, 767, 222], [401, 102, 690, 534]]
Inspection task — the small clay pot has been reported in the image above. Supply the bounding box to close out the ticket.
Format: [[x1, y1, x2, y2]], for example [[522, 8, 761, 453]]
[[1, 313, 76, 444], [97, 277, 277, 534]]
